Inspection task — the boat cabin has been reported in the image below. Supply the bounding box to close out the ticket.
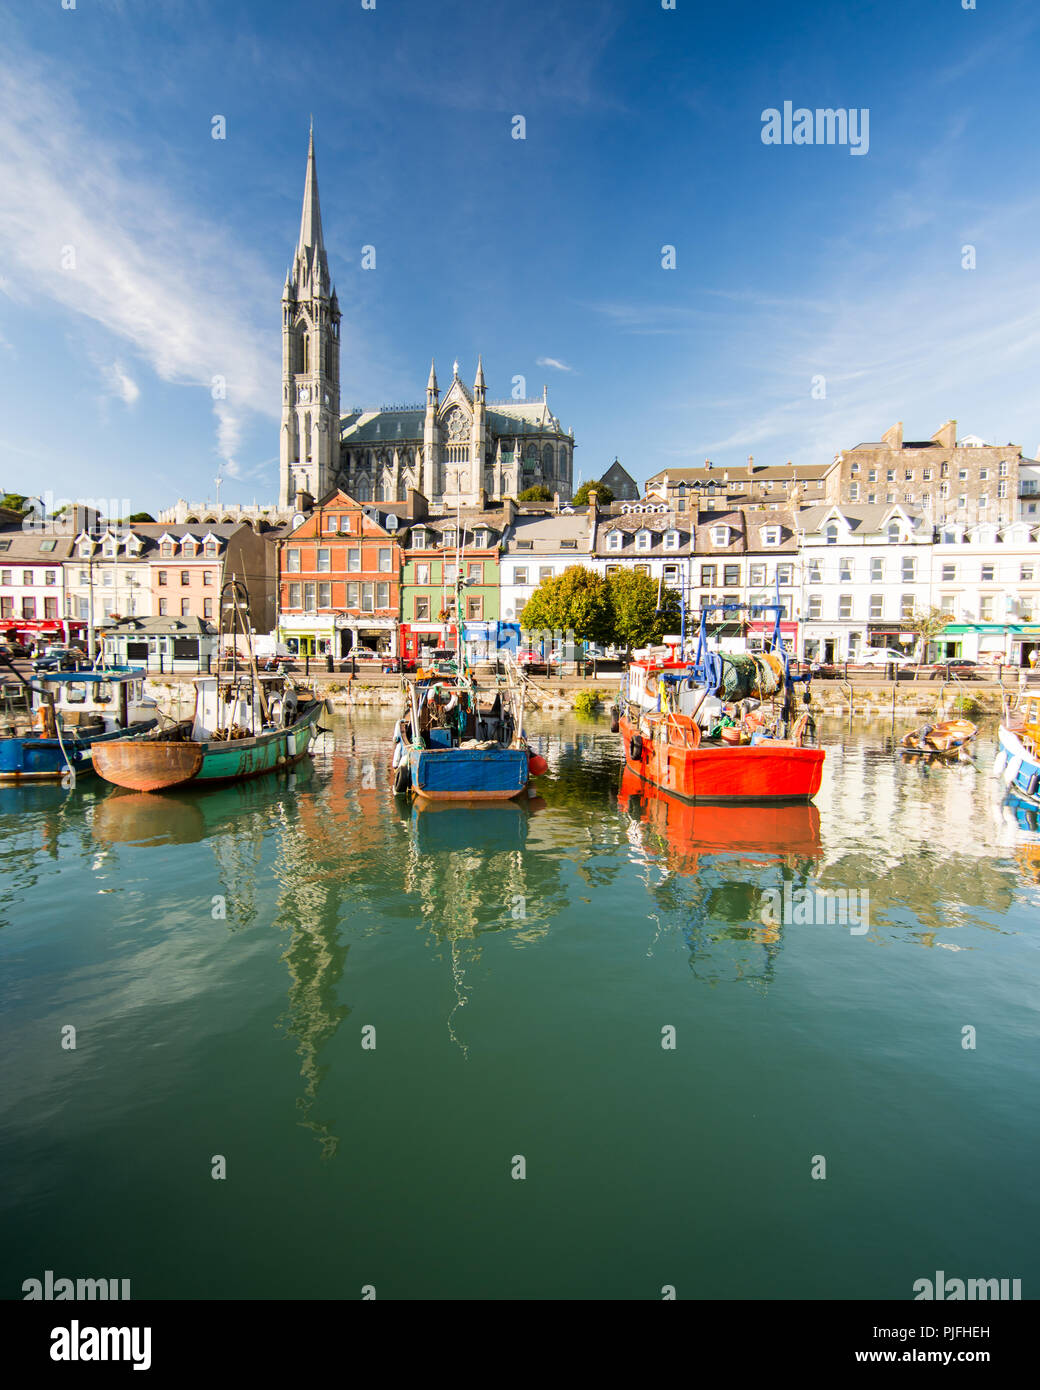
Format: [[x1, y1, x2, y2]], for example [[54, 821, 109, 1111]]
[[33, 668, 155, 734], [408, 681, 516, 750], [190, 674, 299, 740]]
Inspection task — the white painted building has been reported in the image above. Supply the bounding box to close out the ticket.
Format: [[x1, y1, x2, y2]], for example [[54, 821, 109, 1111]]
[[929, 519, 1040, 665]]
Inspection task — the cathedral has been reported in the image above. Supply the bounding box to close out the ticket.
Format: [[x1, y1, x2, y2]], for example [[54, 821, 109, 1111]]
[[278, 131, 575, 511]]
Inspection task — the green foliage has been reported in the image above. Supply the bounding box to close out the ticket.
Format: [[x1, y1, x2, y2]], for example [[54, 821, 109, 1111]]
[[573, 689, 599, 718], [572, 481, 614, 506], [0, 493, 28, 515], [605, 569, 679, 653], [520, 566, 612, 645], [517, 485, 553, 502], [127, 512, 156, 523], [953, 694, 981, 716]]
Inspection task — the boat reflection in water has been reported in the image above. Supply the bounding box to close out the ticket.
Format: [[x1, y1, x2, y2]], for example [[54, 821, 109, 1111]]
[[618, 768, 823, 989]]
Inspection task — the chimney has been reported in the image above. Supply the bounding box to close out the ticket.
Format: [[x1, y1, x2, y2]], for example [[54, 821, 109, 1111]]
[[504, 496, 517, 525], [587, 488, 599, 539], [294, 489, 314, 514], [553, 491, 560, 512], [931, 420, 957, 449], [882, 422, 903, 450], [478, 486, 488, 511]]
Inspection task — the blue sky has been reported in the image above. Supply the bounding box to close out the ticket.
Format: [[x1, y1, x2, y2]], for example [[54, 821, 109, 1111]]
[[1, 0, 1039, 514]]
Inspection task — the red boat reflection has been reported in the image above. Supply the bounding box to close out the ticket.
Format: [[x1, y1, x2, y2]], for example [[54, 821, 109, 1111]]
[[618, 767, 822, 874]]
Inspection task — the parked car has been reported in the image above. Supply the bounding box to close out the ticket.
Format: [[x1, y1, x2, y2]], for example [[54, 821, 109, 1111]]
[[517, 647, 565, 672], [790, 659, 839, 679], [856, 648, 917, 668], [928, 658, 981, 680], [0, 640, 30, 660], [32, 645, 88, 672]]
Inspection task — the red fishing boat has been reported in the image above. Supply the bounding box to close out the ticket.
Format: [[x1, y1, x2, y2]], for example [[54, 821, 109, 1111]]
[[613, 601, 825, 804]]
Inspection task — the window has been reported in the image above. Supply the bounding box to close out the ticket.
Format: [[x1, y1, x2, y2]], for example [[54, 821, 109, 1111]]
[[939, 482, 950, 498], [923, 469, 932, 481], [869, 557, 883, 582], [415, 562, 430, 585], [347, 548, 361, 572], [1021, 597, 1034, 621], [887, 469, 896, 482], [904, 493, 914, 505], [849, 483, 859, 501], [286, 549, 301, 573], [318, 582, 331, 608], [663, 565, 680, 584], [701, 565, 716, 586], [607, 531, 623, 551], [636, 531, 651, 551], [181, 570, 190, 586], [900, 594, 915, 620], [415, 596, 430, 620], [472, 530, 488, 549], [838, 595, 852, 619], [887, 523, 900, 543], [980, 596, 994, 621], [538, 566, 554, 583], [158, 598, 168, 615], [998, 481, 1008, 498], [442, 530, 456, 549], [444, 563, 458, 583], [467, 563, 482, 583], [958, 468, 968, 481], [379, 548, 392, 572], [825, 525, 838, 545], [516, 539, 533, 550], [902, 557, 916, 582], [722, 592, 739, 606], [39, 538, 56, 553], [361, 582, 374, 612], [807, 595, 822, 620], [317, 548, 330, 573], [376, 582, 390, 609], [327, 515, 339, 533], [412, 530, 427, 549], [161, 542, 175, 558], [941, 563, 956, 581], [868, 493, 877, 504], [44, 597, 57, 620], [103, 571, 112, 587], [762, 526, 781, 546], [664, 531, 679, 550], [203, 598, 213, 619], [940, 594, 955, 615], [905, 469, 914, 481], [978, 496, 988, 511], [979, 469, 989, 481], [749, 564, 766, 586], [723, 564, 740, 587], [288, 583, 301, 608], [22, 570, 32, 586], [181, 599, 191, 617], [304, 582, 316, 612], [869, 594, 884, 620], [205, 542, 219, 557], [1021, 565, 1034, 582], [981, 564, 994, 582], [958, 495, 967, 510], [711, 526, 730, 546], [850, 462, 860, 475], [346, 582, 359, 608], [868, 469, 877, 482], [999, 460, 1009, 477], [808, 559, 821, 583], [466, 595, 483, 621], [514, 567, 528, 586], [839, 559, 852, 583], [0, 569, 9, 585], [940, 462, 950, 478]]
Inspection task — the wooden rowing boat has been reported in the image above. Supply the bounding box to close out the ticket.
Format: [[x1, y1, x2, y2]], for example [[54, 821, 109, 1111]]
[[900, 718, 977, 759]]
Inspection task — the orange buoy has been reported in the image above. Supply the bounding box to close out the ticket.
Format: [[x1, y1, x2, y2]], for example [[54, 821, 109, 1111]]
[[528, 753, 548, 777]]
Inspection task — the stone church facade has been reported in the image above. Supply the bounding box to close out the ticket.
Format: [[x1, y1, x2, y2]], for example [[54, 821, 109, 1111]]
[[279, 132, 574, 510]]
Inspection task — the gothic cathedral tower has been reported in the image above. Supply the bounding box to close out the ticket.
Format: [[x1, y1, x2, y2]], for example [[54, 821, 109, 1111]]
[[279, 126, 341, 509]]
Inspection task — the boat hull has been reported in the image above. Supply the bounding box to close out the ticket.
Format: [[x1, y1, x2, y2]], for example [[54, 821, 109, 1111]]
[[93, 702, 324, 792], [407, 746, 530, 801], [996, 724, 1040, 802], [619, 714, 824, 803], [0, 718, 159, 782]]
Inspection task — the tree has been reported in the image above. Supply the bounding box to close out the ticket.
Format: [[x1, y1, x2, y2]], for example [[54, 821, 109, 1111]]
[[0, 493, 28, 515], [572, 481, 614, 506], [519, 566, 612, 646], [605, 568, 679, 654], [905, 605, 953, 674], [127, 512, 156, 523], [517, 485, 553, 502]]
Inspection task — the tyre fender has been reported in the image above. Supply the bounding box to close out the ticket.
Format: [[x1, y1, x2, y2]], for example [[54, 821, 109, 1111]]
[[629, 733, 644, 762]]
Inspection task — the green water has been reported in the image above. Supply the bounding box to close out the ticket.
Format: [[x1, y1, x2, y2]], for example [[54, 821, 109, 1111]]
[[1, 713, 1038, 1300]]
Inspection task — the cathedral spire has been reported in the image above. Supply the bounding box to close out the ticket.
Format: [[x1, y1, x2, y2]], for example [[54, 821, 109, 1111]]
[[474, 355, 485, 389], [297, 124, 329, 287], [427, 358, 438, 393]]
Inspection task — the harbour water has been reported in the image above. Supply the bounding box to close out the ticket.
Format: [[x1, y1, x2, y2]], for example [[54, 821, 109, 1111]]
[[2, 713, 1038, 1300]]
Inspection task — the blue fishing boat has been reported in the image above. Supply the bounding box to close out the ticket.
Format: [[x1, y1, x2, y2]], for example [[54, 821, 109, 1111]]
[[0, 664, 160, 783], [995, 690, 1040, 804], [391, 672, 547, 801]]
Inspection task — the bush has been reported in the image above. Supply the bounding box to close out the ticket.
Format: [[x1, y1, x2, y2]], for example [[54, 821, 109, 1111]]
[[573, 689, 599, 718], [953, 694, 981, 716]]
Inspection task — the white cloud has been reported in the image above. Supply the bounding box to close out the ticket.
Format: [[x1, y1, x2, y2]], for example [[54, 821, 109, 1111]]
[[0, 51, 279, 475], [102, 362, 140, 406], [536, 356, 575, 373]]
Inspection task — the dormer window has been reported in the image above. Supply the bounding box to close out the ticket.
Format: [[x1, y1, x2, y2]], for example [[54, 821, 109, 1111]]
[[711, 526, 730, 547], [635, 530, 652, 551], [442, 530, 456, 548], [664, 530, 679, 551], [762, 526, 781, 547], [412, 529, 427, 549], [825, 524, 839, 545], [887, 522, 900, 543], [161, 542, 175, 558], [608, 530, 623, 551]]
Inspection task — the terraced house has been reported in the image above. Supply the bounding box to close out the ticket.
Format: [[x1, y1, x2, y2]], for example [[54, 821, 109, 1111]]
[[278, 491, 403, 659], [399, 508, 508, 664]]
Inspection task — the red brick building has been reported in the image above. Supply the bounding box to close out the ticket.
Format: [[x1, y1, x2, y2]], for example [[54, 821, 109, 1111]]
[[278, 491, 403, 657]]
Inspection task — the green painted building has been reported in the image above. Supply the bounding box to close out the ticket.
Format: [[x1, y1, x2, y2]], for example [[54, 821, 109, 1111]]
[[398, 514, 504, 664]]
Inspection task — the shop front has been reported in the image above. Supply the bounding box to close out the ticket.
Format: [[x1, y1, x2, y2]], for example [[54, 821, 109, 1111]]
[[337, 616, 398, 659], [934, 623, 1022, 664], [867, 624, 919, 657], [4, 618, 86, 650], [747, 619, 798, 655], [278, 614, 335, 658], [400, 621, 453, 664]]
